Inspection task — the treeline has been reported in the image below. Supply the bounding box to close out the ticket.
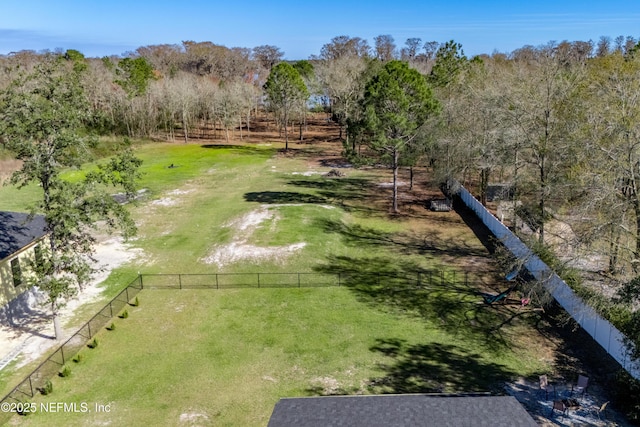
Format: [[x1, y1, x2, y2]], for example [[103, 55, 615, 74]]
[[0, 42, 277, 142]]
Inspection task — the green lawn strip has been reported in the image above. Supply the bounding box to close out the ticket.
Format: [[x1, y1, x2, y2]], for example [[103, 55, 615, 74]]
[[0, 276, 138, 401], [0, 183, 41, 213], [0, 359, 30, 400], [0, 141, 278, 213], [0, 138, 135, 212], [133, 143, 277, 195], [9, 288, 546, 427], [131, 155, 418, 277]]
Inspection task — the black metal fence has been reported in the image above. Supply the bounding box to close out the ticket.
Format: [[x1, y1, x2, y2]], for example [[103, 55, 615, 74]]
[[0, 276, 142, 424], [138, 270, 468, 290], [140, 272, 341, 289]]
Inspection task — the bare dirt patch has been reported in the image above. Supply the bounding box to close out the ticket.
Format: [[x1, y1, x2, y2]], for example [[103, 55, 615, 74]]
[[150, 188, 195, 207], [202, 206, 306, 268], [291, 171, 323, 176], [378, 180, 408, 188], [178, 411, 210, 426], [204, 241, 306, 268]]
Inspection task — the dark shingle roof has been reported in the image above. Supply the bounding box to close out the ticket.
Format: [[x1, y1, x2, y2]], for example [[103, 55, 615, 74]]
[[0, 211, 47, 261], [267, 395, 538, 427]]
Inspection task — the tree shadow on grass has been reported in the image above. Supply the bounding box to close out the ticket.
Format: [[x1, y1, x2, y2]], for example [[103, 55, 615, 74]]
[[312, 215, 543, 352], [303, 338, 518, 397], [314, 254, 525, 353], [317, 218, 488, 260], [287, 177, 383, 213], [242, 176, 383, 213], [244, 191, 328, 205], [288, 177, 374, 193], [367, 339, 517, 394]]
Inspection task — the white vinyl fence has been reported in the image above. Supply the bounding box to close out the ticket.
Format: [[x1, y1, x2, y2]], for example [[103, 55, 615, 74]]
[[452, 181, 640, 380]]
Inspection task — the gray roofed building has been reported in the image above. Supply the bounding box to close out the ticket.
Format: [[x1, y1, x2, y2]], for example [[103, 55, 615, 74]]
[[0, 211, 47, 261], [267, 394, 538, 427]]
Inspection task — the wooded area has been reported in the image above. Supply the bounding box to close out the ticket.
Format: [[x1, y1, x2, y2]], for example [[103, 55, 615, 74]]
[[2, 34, 640, 362]]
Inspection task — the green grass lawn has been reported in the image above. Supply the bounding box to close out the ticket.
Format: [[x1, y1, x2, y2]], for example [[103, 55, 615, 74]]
[[0, 140, 554, 426], [8, 287, 547, 427]]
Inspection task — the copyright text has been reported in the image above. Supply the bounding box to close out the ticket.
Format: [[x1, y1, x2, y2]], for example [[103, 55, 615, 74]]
[[1, 401, 112, 414]]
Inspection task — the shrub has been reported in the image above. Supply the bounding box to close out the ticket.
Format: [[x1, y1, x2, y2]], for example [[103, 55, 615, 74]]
[[130, 296, 140, 307], [119, 309, 129, 319], [87, 338, 99, 349], [59, 365, 72, 378], [616, 276, 640, 304], [72, 353, 83, 363], [40, 380, 53, 395], [106, 322, 116, 331]]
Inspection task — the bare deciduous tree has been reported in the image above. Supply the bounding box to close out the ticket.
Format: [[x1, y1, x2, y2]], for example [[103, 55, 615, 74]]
[[252, 45, 284, 71], [401, 38, 422, 61], [319, 35, 370, 60], [316, 55, 369, 149], [497, 43, 585, 243], [374, 35, 397, 62], [576, 52, 640, 273]]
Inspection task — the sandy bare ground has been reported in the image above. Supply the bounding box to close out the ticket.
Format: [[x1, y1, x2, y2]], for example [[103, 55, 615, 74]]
[[201, 205, 309, 268], [0, 236, 144, 372], [150, 188, 195, 207]]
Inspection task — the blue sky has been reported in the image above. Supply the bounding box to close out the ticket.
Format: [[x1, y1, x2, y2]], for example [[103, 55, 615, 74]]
[[1, 1, 639, 59]]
